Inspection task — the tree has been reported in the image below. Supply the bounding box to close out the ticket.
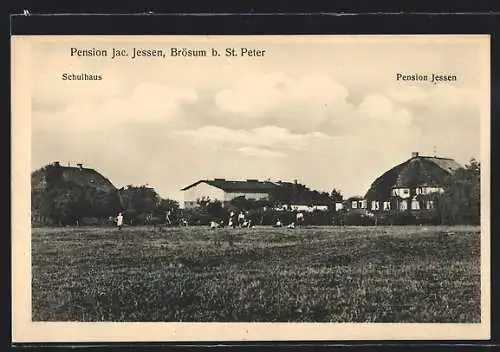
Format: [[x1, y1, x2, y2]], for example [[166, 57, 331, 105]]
[[39, 181, 90, 225], [89, 189, 122, 218], [118, 185, 161, 215], [196, 197, 224, 219], [434, 158, 480, 225], [229, 196, 258, 211], [330, 188, 343, 202], [156, 198, 180, 212]]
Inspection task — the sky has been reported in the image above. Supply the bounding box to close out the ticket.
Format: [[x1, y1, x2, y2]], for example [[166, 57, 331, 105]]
[[30, 36, 488, 202]]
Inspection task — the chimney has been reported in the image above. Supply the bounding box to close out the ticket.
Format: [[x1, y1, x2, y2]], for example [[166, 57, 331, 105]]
[[52, 161, 60, 167], [76, 163, 83, 170], [214, 178, 226, 181], [294, 179, 298, 185], [246, 179, 258, 182], [411, 152, 419, 158]]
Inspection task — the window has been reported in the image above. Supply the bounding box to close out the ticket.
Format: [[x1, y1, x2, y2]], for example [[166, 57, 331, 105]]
[[400, 200, 408, 211], [392, 188, 410, 197], [426, 200, 434, 210], [371, 201, 379, 210], [383, 201, 391, 210], [360, 200, 367, 209], [352, 201, 358, 209], [411, 199, 420, 210]]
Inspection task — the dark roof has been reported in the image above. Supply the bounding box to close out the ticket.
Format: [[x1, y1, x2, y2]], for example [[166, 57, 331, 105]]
[[32, 164, 117, 193], [181, 179, 293, 193], [61, 166, 117, 190], [346, 196, 365, 201], [364, 155, 463, 201]]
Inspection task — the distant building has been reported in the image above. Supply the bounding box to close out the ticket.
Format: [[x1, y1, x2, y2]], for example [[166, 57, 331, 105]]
[[31, 161, 120, 224], [31, 161, 117, 194], [181, 178, 289, 208], [287, 204, 329, 212], [345, 196, 367, 211], [364, 152, 463, 212], [180, 178, 332, 210]]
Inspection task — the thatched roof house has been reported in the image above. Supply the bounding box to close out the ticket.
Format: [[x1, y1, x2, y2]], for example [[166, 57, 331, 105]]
[[31, 161, 120, 224], [32, 161, 117, 193], [364, 152, 463, 211]]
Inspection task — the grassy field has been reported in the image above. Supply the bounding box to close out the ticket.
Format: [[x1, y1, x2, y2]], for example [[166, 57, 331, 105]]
[[31, 225, 481, 322]]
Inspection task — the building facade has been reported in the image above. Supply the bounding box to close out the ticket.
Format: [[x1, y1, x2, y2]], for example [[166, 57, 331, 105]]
[[181, 178, 279, 208], [363, 152, 463, 213], [181, 178, 332, 211]]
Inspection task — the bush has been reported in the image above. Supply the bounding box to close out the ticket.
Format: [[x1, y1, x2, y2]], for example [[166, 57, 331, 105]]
[[341, 212, 375, 226], [182, 208, 216, 226], [389, 212, 418, 225]]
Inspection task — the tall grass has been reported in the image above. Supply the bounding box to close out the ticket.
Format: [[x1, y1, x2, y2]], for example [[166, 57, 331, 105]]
[[32, 225, 480, 322]]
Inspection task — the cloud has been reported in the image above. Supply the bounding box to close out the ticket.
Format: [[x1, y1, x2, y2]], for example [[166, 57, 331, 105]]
[[387, 86, 427, 104], [173, 125, 332, 152], [33, 82, 198, 135], [214, 72, 349, 130], [98, 82, 198, 123], [237, 146, 286, 158], [30, 39, 484, 200], [357, 94, 413, 127]]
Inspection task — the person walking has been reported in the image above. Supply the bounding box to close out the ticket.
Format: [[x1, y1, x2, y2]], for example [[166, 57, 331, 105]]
[[165, 210, 172, 225], [116, 212, 124, 230]]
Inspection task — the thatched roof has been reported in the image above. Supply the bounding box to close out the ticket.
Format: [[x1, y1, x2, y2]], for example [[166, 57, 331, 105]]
[[364, 154, 463, 201], [31, 162, 117, 193]]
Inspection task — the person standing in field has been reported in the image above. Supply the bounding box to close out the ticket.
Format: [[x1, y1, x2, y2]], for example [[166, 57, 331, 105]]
[[296, 212, 305, 226], [238, 211, 246, 227], [229, 211, 236, 228], [165, 210, 172, 225], [116, 212, 124, 230]]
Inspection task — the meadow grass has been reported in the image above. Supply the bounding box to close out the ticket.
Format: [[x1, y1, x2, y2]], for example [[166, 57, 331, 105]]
[[31, 225, 481, 322]]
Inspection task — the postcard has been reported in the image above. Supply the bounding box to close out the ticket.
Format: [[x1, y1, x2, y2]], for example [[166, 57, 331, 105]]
[[11, 34, 490, 342]]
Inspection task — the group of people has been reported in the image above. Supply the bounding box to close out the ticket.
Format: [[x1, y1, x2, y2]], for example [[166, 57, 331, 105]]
[[229, 211, 254, 228], [209, 211, 306, 230], [273, 212, 305, 229], [114, 210, 186, 230], [210, 211, 255, 230], [114, 209, 307, 231]]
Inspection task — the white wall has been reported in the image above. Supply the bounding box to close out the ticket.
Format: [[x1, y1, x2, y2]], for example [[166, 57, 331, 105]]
[[416, 186, 445, 195], [224, 192, 269, 201], [290, 205, 313, 212], [392, 187, 411, 199], [183, 182, 225, 207], [351, 200, 366, 209]]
